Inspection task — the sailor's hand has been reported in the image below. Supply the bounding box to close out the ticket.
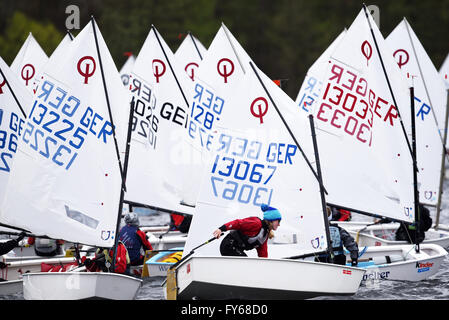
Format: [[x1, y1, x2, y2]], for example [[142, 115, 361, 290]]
[[213, 229, 222, 239], [0, 262, 7, 269], [351, 258, 358, 267], [16, 231, 26, 242]]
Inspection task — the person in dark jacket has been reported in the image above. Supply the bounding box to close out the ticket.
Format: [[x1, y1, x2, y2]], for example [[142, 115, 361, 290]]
[[213, 204, 281, 258], [395, 203, 432, 244], [315, 207, 359, 266], [119, 212, 153, 265], [83, 241, 130, 274], [0, 232, 26, 277]]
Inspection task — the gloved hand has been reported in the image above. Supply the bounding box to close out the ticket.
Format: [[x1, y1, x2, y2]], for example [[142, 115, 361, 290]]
[[351, 259, 358, 266], [0, 262, 7, 269], [84, 258, 93, 268], [16, 231, 27, 242]]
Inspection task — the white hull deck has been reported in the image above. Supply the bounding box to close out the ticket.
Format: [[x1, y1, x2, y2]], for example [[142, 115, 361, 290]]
[[337, 222, 449, 248], [147, 232, 187, 250], [346, 243, 447, 282], [170, 256, 365, 300], [1, 257, 77, 281], [23, 272, 142, 300], [0, 280, 23, 296]]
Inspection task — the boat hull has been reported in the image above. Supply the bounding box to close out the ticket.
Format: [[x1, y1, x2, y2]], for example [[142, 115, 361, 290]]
[[23, 272, 142, 300], [171, 256, 365, 300], [337, 222, 449, 248], [0, 280, 23, 296], [351, 244, 447, 282]]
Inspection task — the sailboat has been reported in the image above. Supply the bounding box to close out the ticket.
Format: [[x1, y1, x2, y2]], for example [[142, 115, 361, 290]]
[[0, 18, 142, 300], [338, 18, 449, 248], [297, 6, 447, 283], [165, 25, 366, 299], [123, 25, 195, 256]]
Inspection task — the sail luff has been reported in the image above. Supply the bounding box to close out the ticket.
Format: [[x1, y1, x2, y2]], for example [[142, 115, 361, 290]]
[[0, 66, 27, 118], [249, 61, 327, 194], [435, 89, 449, 228], [152, 25, 189, 109], [362, 4, 413, 158]]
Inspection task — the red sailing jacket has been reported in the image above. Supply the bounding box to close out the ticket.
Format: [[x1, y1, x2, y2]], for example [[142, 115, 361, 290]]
[[222, 217, 269, 258]]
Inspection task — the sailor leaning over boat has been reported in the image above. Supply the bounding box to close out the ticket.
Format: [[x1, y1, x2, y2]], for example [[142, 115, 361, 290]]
[[212, 204, 282, 257], [0, 232, 26, 280], [315, 207, 359, 266]]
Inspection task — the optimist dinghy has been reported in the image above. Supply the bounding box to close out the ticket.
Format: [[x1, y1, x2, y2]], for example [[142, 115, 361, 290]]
[[167, 24, 365, 300], [0, 18, 142, 300]]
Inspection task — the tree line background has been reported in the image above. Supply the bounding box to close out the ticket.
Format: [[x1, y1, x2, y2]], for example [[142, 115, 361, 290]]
[[0, 0, 448, 99]]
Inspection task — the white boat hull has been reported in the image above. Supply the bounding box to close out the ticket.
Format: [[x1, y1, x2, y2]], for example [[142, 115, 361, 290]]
[[147, 232, 187, 250], [0, 280, 23, 296], [23, 272, 142, 300], [337, 222, 449, 248], [1, 257, 77, 281], [171, 256, 365, 300], [349, 244, 447, 282]]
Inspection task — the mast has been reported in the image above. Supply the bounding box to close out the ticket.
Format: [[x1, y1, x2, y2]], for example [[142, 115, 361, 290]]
[[90, 16, 130, 270], [309, 114, 334, 261], [188, 31, 203, 61], [152, 25, 189, 109], [435, 89, 449, 228], [410, 86, 420, 253], [248, 61, 327, 195], [0, 67, 27, 118]]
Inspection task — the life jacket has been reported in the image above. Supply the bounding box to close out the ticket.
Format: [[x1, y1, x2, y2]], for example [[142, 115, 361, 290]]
[[329, 226, 344, 255], [97, 242, 131, 267], [230, 219, 269, 251], [119, 225, 143, 263]]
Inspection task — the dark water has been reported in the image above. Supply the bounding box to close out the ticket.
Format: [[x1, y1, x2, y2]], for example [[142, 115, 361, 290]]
[[3, 179, 449, 300]]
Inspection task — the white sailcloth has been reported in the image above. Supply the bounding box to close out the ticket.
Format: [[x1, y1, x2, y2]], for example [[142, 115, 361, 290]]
[[175, 33, 207, 82], [180, 24, 253, 206], [295, 29, 347, 115], [0, 57, 32, 203], [119, 54, 135, 87], [124, 26, 194, 214], [309, 8, 415, 223], [10, 33, 49, 94], [440, 53, 449, 89], [0, 19, 129, 248], [184, 58, 326, 258], [386, 18, 447, 206]]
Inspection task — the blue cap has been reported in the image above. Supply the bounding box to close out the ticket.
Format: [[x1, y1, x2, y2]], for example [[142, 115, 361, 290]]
[[261, 204, 282, 221]]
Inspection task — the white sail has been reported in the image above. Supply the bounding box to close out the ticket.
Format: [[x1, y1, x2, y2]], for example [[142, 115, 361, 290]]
[[175, 33, 207, 82], [386, 19, 448, 206], [184, 58, 326, 258], [440, 53, 449, 89], [124, 26, 194, 214], [0, 19, 129, 247], [0, 57, 32, 204], [119, 54, 135, 87], [180, 24, 254, 206], [47, 33, 74, 67], [10, 33, 49, 94], [295, 29, 347, 115], [309, 8, 415, 223]]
